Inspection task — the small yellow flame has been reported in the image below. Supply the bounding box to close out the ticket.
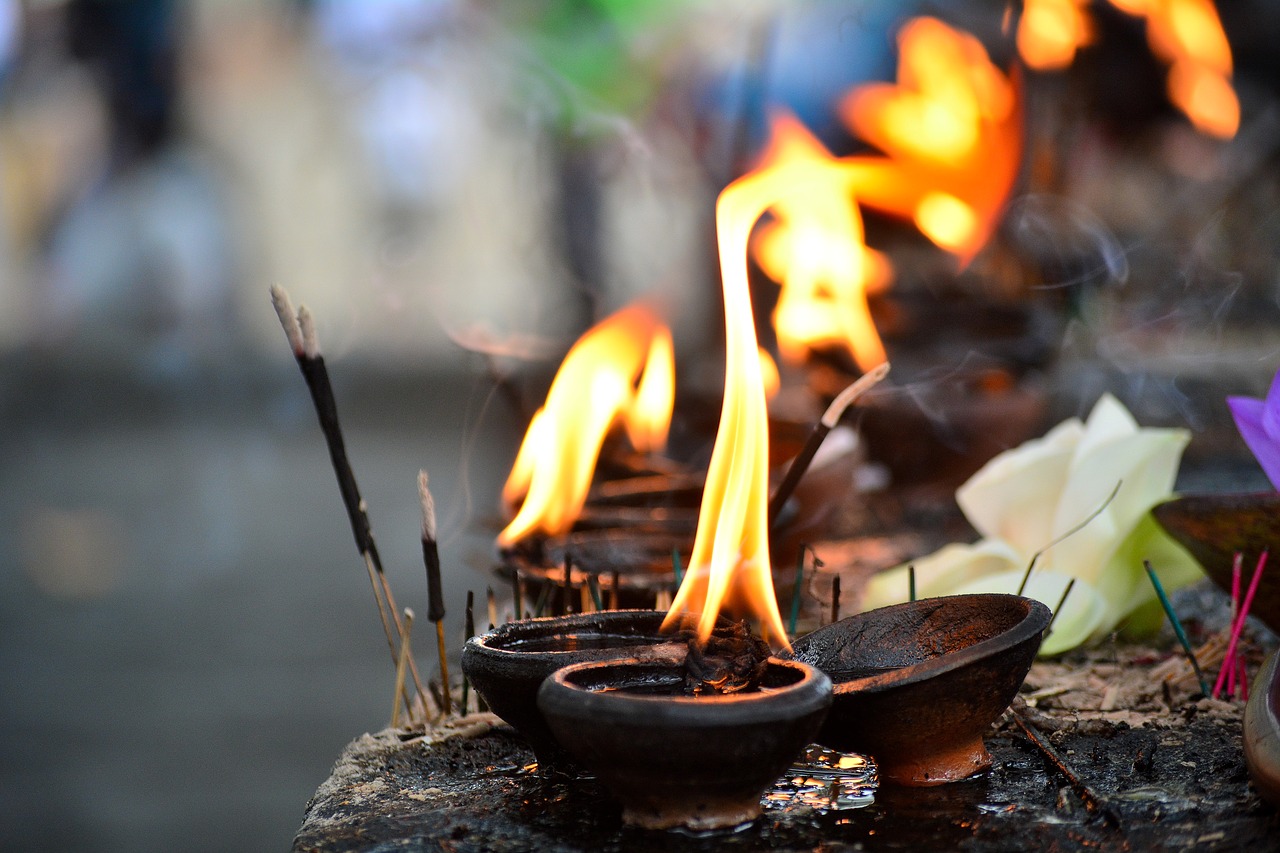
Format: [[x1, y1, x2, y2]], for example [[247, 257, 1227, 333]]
[[627, 324, 675, 453], [498, 303, 674, 546], [1017, 0, 1095, 71]]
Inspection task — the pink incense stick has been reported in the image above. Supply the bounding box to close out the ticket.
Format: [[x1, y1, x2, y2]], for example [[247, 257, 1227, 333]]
[[1228, 553, 1241, 697], [1231, 552, 1243, 615], [1214, 550, 1269, 699]]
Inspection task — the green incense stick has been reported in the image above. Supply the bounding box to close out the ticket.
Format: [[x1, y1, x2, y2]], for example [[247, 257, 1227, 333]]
[[1144, 560, 1210, 696]]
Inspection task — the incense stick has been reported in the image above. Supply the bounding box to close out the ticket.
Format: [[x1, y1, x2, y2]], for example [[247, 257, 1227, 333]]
[[830, 575, 841, 625], [587, 574, 603, 612], [1010, 711, 1120, 827], [1229, 552, 1243, 697], [788, 547, 807, 637], [1142, 561, 1210, 697], [272, 286, 426, 712], [488, 587, 497, 629], [418, 470, 451, 717], [391, 608, 415, 728], [1213, 550, 1268, 698], [908, 564, 917, 603], [460, 590, 474, 716], [767, 362, 890, 528], [609, 569, 620, 610], [556, 557, 571, 616], [1017, 479, 1122, 595], [510, 569, 523, 622], [532, 580, 551, 617], [1045, 578, 1076, 639]]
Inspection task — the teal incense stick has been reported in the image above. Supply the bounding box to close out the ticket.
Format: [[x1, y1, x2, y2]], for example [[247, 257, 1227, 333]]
[[788, 547, 807, 636], [1144, 560, 1211, 696]]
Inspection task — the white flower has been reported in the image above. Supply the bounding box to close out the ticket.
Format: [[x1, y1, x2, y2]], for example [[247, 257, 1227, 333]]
[[863, 394, 1201, 654]]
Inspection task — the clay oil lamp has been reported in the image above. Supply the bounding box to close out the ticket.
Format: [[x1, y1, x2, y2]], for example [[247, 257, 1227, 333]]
[[538, 637, 831, 830], [461, 609, 684, 772], [1244, 649, 1280, 808], [525, 145, 876, 829], [789, 593, 1051, 785], [1153, 492, 1280, 633]]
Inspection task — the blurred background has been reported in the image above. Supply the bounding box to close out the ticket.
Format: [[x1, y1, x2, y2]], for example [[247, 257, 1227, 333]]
[[2, 0, 1279, 850]]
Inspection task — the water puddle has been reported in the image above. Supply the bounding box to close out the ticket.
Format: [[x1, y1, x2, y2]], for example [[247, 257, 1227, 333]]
[[763, 744, 878, 813]]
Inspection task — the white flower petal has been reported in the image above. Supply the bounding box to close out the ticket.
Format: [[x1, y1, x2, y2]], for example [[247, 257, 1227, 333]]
[[860, 538, 1022, 611], [957, 418, 1083, 555], [1046, 427, 1189, 581]]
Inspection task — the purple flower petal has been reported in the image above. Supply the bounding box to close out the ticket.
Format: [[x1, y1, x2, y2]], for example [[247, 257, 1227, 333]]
[[1264, 367, 1280, 439], [1229, 394, 1280, 490]]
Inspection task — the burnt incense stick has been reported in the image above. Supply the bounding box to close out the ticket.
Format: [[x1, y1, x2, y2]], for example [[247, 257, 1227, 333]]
[[426, 679, 445, 716], [1010, 711, 1120, 827], [272, 286, 426, 711], [560, 556, 573, 616], [908, 564, 917, 603], [391, 608, 415, 728], [532, 580, 551, 617], [830, 575, 841, 625], [609, 569, 620, 610], [462, 590, 479, 714], [510, 569, 523, 622], [418, 471, 451, 717], [1018, 479, 1122, 595], [768, 363, 890, 529], [1143, 561, 1210, 696]]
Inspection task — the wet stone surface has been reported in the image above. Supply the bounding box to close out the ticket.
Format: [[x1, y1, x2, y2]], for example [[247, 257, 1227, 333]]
[[294, 699, 1279, 852]]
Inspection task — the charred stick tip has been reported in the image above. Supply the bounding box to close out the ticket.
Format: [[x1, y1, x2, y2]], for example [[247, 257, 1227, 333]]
[[270, 285, 305, 356], [298, 304, 321, 360], [820, 361, 890, 428], [418, 470, 437, 543]]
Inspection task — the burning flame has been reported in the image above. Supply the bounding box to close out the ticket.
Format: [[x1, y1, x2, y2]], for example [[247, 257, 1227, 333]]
[[498, 302, 674, 546], [839, 17, 1023, 263], [663, 130, 868, 650], [748, 115, 891, 371], [1019, 0, 1239, 139], [1142, 0, 1238, 138], [1017, 0, 1095, 71]]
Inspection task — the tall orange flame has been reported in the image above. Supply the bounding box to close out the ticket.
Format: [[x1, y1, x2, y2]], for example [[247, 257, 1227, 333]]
[[498, 302, 674, 546], [749, 116, 892, 372], [663, 138, 848, 650], [840, 17, 1023, 264]]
